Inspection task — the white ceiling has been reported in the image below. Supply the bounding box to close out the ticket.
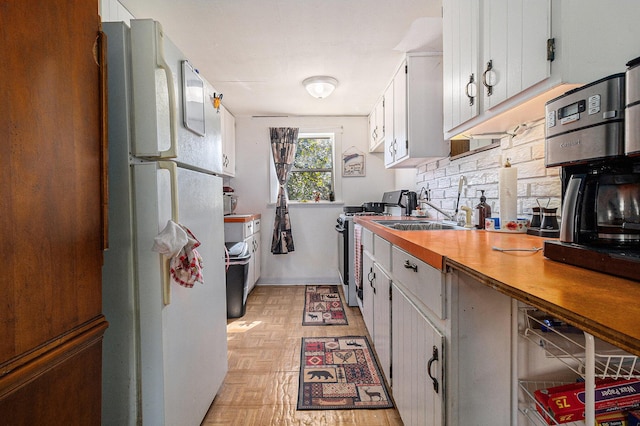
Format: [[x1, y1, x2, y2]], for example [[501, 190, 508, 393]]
[[119, 0, 443, 117]]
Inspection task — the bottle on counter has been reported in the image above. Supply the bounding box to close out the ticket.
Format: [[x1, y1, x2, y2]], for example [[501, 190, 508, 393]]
[[475, 190, 491, 229]]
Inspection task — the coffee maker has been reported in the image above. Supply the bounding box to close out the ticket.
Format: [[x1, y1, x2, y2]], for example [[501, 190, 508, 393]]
[[543, 72, 640, 281]]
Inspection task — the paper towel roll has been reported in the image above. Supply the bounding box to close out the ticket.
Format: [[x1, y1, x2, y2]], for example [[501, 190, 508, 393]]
[[499, 166, 518, 224]]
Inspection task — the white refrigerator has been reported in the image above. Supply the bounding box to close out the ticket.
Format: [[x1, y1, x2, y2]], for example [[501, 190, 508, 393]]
[[102, 20, 227, 426]]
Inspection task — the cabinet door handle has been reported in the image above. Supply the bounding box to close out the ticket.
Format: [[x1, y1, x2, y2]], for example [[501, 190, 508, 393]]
[[465, 73, 477, 106], [482, 60, 495, 97], [404, 260, 418, 272], [368, 269, 375, 287], [427, 345, 439, 394]]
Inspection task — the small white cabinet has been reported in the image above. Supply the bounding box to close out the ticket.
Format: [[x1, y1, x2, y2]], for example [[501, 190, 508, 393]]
[[220, 104, 235, 177], [224, 216, 261, 292], [384, 54, 449, 168]]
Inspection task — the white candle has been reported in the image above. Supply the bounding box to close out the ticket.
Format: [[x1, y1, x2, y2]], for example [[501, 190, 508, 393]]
[[499, 165, 518, 225]]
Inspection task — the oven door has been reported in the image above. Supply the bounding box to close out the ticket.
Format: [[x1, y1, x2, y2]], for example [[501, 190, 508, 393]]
[[335, 221, 347, 285]]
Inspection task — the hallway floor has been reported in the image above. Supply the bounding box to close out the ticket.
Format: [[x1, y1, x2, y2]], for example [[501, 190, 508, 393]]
[[202, 285, 403, 425]]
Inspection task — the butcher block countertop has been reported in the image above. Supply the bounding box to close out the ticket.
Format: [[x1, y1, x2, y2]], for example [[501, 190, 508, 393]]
[[355, 215, 640, 357]]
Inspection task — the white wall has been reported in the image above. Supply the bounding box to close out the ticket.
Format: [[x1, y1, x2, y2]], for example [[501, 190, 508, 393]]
[[230, 116, 396, 285], [414, 118, 562, 226], [100, 0, 134, 23]]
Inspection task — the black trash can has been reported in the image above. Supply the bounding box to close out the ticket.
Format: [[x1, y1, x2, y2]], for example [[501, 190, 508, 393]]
[[225, 241, 251, 318]]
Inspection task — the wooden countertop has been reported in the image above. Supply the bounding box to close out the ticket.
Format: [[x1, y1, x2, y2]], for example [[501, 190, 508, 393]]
[[355, 215, 640, 357], [223, 214, 261, 223]]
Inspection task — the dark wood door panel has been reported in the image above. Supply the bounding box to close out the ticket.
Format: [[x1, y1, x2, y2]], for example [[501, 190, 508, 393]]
[[0, 1, 103, 362], [0, 332, 105, 425]]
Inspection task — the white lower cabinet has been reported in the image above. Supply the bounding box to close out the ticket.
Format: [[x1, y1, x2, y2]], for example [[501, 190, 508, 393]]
[[224, 217, 261, 292], [362, 233, 514, 425], [362, 250, 375, 336], [400, 267, 512, 425], [447, 269, 512, 425], [372, 262, 391, 382], [361, 231, 392, 383], [392, 283, 444, 426]]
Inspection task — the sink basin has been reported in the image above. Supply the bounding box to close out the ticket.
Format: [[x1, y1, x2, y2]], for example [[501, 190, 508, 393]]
[[373, 220, 468, 231]]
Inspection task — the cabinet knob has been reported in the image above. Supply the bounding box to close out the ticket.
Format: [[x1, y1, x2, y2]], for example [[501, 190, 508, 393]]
[[465, 73, 477, 106]]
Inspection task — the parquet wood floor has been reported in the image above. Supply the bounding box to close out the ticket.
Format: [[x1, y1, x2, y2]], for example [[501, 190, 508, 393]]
[[202, 285, 403, 426]]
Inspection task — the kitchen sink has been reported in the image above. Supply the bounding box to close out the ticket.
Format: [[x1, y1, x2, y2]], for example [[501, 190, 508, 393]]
[[372, 220, 468, 231]]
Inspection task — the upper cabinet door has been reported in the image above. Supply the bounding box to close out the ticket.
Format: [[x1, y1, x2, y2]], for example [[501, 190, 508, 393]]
[[393, 64, 408, 162], [443, 0, 480, 133], [220, 104, 236, 177], [481, 0, 550, 110]]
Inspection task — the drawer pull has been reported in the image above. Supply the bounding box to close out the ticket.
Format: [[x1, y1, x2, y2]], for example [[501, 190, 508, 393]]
[[404, 260, 418, 272], [368, 269, 375, 287], [427, 345, 439, 394]]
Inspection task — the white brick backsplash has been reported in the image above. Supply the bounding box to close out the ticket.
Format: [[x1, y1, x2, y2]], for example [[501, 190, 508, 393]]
[[411, 126, 562, 220]]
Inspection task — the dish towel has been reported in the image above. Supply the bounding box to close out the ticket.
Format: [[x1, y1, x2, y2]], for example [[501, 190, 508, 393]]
[[152, 220, 205, 288], [354, 224, 362, 292]]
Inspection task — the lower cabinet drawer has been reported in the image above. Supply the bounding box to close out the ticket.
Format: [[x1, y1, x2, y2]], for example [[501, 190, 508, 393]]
[[362, 227, 373, 254], [391, 246, 445, 319], [373, 235, 391, 272]]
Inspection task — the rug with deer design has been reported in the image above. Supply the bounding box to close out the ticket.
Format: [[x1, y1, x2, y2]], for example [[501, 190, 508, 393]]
[[297, 336, 393, 410], [302, 285, 348, 326]]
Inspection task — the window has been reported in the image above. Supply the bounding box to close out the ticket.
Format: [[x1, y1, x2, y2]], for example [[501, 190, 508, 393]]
[[287, 133, 334, 201]]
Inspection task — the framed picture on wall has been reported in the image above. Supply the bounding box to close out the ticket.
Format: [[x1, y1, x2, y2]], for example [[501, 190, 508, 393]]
[[342, 147, 365, 177]]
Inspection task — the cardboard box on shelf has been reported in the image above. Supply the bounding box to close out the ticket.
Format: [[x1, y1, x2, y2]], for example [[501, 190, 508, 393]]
[[596, 411, 627, 426], [534, 379, 640, 425]]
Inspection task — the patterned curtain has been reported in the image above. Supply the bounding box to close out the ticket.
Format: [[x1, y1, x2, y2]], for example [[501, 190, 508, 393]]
[[270, 127, 299, 254]]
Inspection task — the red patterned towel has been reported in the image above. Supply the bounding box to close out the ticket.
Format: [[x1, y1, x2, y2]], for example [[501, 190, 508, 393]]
[[353, 224, 362, 292]]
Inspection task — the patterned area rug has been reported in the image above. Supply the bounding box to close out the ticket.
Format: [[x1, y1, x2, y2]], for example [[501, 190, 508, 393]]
[[297, 336, 394, 410], [302, 285, 348, 326]]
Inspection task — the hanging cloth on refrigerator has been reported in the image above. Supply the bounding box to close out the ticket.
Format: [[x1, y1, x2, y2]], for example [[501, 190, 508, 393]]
[[152, 220, 205, 288]]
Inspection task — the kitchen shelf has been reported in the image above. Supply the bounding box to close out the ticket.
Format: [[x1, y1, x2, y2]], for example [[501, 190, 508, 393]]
[[520, 307, 640, 380]]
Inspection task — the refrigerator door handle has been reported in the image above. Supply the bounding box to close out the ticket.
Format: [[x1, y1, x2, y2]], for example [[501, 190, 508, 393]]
[[158, 161, 180, 305], [155, 23, 178, 158]]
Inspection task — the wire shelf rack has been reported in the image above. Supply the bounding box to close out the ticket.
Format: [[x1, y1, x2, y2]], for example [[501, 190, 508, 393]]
[[520, 307, 640, 380]]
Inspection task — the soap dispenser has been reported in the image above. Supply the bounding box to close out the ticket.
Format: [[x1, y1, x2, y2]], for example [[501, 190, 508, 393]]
[[475, 190, 491, 229]]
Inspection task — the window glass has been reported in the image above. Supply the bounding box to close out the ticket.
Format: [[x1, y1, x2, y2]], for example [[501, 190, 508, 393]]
[[287, 134, 334, 201]]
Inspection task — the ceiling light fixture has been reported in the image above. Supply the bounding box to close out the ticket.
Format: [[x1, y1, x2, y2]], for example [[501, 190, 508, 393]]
[[303, 76, 338, 99]]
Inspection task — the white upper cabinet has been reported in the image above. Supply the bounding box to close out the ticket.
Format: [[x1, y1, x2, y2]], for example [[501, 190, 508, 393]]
[[383, 82, 394, 165], [385, 54, 449, 168], [220, 104, 235, 177], [443, 0, 640, 139], [368, 96, 385, 152], [480, 0, 550, 110]]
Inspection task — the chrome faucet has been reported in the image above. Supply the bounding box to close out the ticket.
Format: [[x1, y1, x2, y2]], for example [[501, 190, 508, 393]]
[[423, 201, 456, 221]]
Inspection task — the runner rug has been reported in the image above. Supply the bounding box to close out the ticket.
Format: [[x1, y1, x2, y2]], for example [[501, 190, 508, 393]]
[[302, 285, 348, 326], [297, 336, 394, 410]]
